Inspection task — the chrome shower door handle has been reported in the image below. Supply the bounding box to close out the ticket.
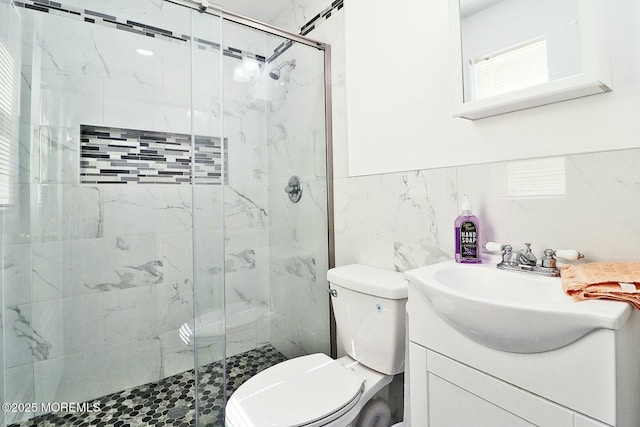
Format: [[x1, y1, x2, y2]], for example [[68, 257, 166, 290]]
[[284, 175, 302, 203]]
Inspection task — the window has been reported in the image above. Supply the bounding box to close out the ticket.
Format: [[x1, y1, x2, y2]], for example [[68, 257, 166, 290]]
[[0, 27, 15, 208], [474, 38, 549, 100]]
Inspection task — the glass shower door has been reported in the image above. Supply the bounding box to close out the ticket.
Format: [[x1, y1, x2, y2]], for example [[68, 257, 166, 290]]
[[189, 4, 227, 426], [206, 14, 332, 422]]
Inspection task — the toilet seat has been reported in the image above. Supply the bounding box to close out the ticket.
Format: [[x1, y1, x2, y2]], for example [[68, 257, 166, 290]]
[[225, 353, 365, 427]]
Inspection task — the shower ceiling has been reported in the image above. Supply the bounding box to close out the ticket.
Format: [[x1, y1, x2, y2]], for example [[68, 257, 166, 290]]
[[216, 0, 290, 23]]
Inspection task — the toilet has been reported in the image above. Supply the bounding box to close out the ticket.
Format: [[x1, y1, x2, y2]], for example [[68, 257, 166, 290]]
[[225, 264, 408, 427]]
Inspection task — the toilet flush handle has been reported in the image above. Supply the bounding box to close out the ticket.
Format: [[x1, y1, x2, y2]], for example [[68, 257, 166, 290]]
[[327, 288, 337, 297]]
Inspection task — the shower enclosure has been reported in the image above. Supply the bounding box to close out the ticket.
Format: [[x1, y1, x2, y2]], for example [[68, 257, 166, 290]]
[[0, 0, 333, 425]]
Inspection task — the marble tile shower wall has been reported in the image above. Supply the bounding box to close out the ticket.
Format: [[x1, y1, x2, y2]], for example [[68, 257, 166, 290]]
[[266, 43, 331, 359], [199, 52, 272, 359], [268, 0, 343, 358], [334, 148, 640, 272], [2, 2, 270, 425]]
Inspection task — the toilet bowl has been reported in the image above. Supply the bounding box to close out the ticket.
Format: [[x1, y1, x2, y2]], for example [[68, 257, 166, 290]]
[[225, 264, 408, 427], [226, 353, 393, 427]]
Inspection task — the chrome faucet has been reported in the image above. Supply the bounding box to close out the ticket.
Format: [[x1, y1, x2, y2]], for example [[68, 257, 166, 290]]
[[486, 242, 584, 277], [518, 243, 537, 270]]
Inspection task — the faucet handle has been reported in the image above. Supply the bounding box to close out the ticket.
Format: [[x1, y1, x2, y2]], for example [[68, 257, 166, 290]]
[[541, 248, 584, 269], [485, 241, 519, 265], [541, 249, 557, 269], [501, 244, 519, 266], [553, 249, 585, 261], [484, 241, 504, 252]]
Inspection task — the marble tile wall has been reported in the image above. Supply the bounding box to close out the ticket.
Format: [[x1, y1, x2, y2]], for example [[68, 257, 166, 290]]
[[270, 0, 347, 357], [334, 169, 457, 271], [212, 45, 272, 358], [334, 149, 640, 272]]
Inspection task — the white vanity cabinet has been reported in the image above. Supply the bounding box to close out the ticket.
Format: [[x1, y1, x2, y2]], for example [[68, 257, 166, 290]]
[[407, 285, 640, 427], [409, 342, 609, 427]]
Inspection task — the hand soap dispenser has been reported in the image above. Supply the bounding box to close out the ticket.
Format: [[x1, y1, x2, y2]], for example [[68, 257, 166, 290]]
[[455, 194, 481, 264]]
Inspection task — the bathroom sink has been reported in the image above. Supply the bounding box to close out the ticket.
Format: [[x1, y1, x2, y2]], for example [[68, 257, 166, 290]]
[[405, 260, 632, 353]]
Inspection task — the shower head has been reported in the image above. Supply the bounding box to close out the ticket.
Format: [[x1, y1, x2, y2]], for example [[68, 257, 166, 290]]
[[269, 59, 296, 80], [268, 68, 280, 80]]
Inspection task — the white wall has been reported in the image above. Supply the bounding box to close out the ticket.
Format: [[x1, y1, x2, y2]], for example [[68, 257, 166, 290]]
[[345, 0, 640, 176]]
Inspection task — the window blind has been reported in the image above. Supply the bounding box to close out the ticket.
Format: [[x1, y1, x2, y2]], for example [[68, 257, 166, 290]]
[[474, 39, 549, 100], [0, 17, 15, 207]]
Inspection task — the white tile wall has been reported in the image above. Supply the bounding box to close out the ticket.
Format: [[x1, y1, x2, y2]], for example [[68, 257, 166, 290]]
[[334, 148, 640, 272]]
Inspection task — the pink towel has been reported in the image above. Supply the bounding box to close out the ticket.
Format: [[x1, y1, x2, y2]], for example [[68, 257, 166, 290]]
[[561, 262, 640, 309]]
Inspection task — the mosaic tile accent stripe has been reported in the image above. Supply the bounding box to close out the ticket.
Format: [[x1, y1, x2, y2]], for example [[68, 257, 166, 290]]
[[14, 0, 342, 68], [9, 345, 288, 427], [267, 0, 344, 60], [15, 0, 189, 42], [80, 125, 226, 185], [13, 0, 267, 63], [300, 0, 344, 36]]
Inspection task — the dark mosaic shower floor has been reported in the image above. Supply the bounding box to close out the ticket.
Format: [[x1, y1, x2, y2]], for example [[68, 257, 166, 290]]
[[9, 345, 287, 427]]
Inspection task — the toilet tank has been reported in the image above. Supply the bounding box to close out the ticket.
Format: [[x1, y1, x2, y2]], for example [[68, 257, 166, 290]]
[[327, 264, 408, 375]]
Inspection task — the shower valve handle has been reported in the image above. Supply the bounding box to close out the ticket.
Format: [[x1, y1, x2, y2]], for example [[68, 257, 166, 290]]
[[284, 176, 302, 203], [284, 182, 299, 194]]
